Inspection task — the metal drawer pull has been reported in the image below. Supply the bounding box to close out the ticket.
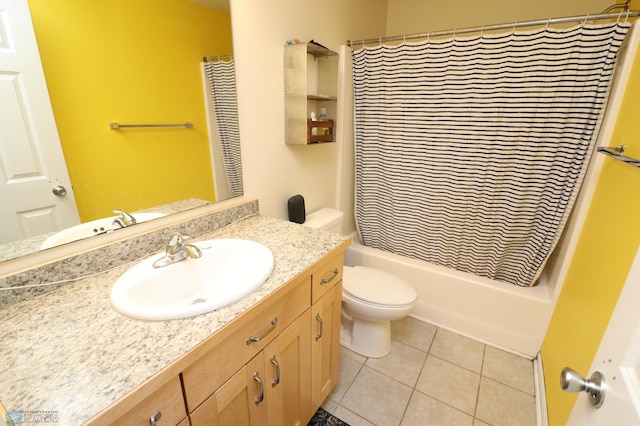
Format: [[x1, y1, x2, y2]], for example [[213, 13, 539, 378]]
[[149, 411, 161, 426], [315, 313, 323, 341], [246, 317, 278, 345], [271, 355, 280, 387], [320, 268, 339, 284], [253, 372, 264, 405]]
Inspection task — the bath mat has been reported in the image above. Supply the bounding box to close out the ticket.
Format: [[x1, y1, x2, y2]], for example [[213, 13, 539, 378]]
[[308, 408, 350, 426]]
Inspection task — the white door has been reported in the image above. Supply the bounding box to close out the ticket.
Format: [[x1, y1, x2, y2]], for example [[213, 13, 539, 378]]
[[567, 243, 640, 424], [0, 0, 79, 244]]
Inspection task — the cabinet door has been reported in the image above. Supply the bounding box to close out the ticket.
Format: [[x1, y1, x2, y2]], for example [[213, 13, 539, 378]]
[[110, 376, 187, 426], [264, 310, 312, 426], [311, 281, 342, 412], [190, 353, 267, 426]]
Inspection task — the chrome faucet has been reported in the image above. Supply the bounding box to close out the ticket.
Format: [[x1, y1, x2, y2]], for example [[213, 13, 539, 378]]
[[153, 232, 202, 269], [112, 209, 137, 228]]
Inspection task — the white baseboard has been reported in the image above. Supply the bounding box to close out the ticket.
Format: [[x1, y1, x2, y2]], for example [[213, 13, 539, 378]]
[[534, 352, 548, 426]]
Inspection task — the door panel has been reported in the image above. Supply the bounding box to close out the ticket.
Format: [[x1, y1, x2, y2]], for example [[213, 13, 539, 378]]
[[0, 0, 79, 243]]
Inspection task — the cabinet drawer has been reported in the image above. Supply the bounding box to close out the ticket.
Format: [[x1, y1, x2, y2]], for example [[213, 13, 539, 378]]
[[112, 376, 186, 426], [182, 274, 311, 412], [311, 252, 343, 304]]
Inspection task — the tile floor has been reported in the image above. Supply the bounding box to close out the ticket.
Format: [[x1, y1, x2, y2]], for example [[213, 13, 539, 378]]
[[321, 317, 537, 426]]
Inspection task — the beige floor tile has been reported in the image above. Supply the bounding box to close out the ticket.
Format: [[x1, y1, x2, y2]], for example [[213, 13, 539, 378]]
[[482, 346, 534, 395], [401, 391, 473, 426], [365, 340, 427, 387], [321, 398, 338, 413], [473, 420, 491, 426], [341, 345, 368, 364], [333, 406, 376, 426], [341, 366, 413, 426], [429, 328, 485, 373], [475, 377, 536, 426], [328, 354, 363, 404], [415, 355, 480, 415], [391, 316, 437, 352]]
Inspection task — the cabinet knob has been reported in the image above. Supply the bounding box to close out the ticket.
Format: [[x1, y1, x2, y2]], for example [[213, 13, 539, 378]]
[[271, 356, 281, 387], [253, 372, 264, 405], [149, 411, 161, 425], [315, 313, 324, 341]]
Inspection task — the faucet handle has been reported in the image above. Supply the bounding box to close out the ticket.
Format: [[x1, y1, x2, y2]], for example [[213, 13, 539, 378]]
[[112, 209, 137, 227]]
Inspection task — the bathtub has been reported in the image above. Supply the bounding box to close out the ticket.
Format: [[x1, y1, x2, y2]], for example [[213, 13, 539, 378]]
[[344, 237, 555, 358]]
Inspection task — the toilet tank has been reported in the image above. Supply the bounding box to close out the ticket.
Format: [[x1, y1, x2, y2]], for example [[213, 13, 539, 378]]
[[304, 208, 344, 234]]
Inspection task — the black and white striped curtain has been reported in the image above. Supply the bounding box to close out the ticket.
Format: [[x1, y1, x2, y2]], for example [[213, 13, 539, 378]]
[[204, 60, 243, 197], [353, 22, 629, 287]]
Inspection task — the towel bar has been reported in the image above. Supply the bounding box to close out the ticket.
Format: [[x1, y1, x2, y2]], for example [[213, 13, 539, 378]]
[[109, 122, 193, 130], [597, 145, 640, 169]]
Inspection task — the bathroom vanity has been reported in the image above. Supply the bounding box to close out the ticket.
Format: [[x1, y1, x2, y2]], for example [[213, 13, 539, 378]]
[[0, 200, 350, 425]]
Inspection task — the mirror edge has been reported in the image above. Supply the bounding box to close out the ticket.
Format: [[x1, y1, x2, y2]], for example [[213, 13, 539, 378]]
[[0, 195, 256, 280]]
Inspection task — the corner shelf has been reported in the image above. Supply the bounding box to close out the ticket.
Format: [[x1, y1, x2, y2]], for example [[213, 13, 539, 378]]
[[284, 42, 338, 145]]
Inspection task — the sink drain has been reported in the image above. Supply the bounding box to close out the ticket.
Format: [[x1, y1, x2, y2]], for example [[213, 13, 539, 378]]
[[192, 298, 207, 304]]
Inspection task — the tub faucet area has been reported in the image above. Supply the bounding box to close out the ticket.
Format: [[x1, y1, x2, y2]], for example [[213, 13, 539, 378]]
[[153, 232, 202, 268]]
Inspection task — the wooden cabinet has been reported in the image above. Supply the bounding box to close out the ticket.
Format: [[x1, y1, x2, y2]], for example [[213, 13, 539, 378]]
[[190, 353, 267, 425], [93, 246, 347, 426], [311, 283, 342, 413], [263, 310, 312, 425], [181, 274, 311, 412], [284, 41, 338, 145], [189, 312, 312, 426], [310, 253, 343, 413], [110, 376, 187, 426]]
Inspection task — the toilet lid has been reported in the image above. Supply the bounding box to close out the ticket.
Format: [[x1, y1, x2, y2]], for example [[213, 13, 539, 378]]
[[342, 266, 417, 307]]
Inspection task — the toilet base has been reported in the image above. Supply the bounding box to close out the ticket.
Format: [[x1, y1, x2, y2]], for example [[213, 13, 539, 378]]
[[340, 314, 391, 358]]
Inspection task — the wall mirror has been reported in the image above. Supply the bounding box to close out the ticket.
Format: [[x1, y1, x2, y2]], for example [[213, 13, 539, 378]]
[[0, 0, 240, 262]]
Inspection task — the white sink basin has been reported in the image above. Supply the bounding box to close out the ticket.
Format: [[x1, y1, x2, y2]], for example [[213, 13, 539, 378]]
[[40, 212, 166, 249], [110, 239, 275, 320]]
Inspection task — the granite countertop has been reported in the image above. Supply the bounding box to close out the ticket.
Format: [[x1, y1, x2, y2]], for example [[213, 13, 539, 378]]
[[0, 215, 350, 425]]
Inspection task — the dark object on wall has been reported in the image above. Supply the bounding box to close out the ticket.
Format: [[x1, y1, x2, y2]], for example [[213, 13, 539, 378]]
[[288, 195, 306, 224]]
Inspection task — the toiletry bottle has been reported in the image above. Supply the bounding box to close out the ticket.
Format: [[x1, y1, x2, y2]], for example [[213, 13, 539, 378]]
[[318, 108, 328, 135], [310, 112, 318, 136]]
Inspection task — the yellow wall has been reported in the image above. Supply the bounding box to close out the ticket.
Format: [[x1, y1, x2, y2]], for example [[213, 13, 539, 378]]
[[28, 0, 232, 221], [541, 36, 640, 424]]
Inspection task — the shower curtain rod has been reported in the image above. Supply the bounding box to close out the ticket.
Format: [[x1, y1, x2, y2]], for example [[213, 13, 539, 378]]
[[347, 10, 640, 47], [203, 55, 233, 62]]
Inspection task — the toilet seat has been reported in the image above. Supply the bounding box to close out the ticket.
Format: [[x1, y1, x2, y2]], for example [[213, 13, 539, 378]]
[[343, 266, 417, 308]]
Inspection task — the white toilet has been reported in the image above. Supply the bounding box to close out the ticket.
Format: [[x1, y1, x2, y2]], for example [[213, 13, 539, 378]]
[[304, 208, 418, 358]]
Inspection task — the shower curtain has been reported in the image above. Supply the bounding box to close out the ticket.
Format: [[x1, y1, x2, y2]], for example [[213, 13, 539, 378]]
[[203, 60, 243, 197], [352, 22, 630, 287]]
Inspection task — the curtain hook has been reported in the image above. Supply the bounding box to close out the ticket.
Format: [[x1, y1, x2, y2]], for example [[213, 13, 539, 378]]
[[379, 37, 382, 46], [453, 27, 457, 40], [545, 18, 550, 30], [480, 25, 484, 38], [403, 33, 406, 45], [583, 13, 590, 25], [625, 10, 631, 23]]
